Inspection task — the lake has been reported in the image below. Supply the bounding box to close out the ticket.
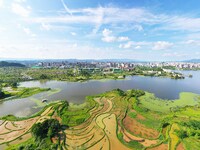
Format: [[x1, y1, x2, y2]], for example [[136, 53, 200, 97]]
[[0, 70, 199, 117]]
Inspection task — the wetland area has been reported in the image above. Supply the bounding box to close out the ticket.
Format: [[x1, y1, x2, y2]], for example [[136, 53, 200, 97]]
[[0, 70, 200, 150], [0, 71, 199, 117]]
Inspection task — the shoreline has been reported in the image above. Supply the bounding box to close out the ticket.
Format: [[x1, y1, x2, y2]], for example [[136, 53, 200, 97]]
[[0, 90, 199, 119]]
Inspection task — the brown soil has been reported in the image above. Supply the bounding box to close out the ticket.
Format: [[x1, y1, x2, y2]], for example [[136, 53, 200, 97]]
[[8, 133, 32, 145], [121, 127, 158, 147], [147, 143, 168, 150], [87, 135, 109, 150], [0, 122, 10, 134], [177, 143, 185, 150], [136, 113, 146, 120], [123, 115, 159, 139]]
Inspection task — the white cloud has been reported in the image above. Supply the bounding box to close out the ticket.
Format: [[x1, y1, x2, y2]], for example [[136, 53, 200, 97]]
[[0, 0, 3, 7], [72, 43, 77, 48], [0, 26, 6, 32], [0, 40, 141, 60], [26, 6, 200, 33], [70, 32, 76, 36], [40, 23, 51, 31], [23, 27, 36, 37], [102, 28, 129, 43], [101, 28, 116, 42], [185, 40, 200, 46], [14, 0, 26, 2], [135, 45, 141, 49], [185, 40, 196, 44], [133, 25, 143, 31], [186, 33, 200, 40], [102, 36, 116, 42], [28, 7, 153, 25], [117, 36, 129, 42], [11, 3, 31, 17], [167, 17, 200, 32], [61, 0, 72, 15], [119, 41, 133, 49], [119, 41, 173, 50], [119, 41, 150, 49], [92, 6, 104, 34], [152, 41, 173, 50], [163, 52, 187, 57], [102, 28, 112, 37]]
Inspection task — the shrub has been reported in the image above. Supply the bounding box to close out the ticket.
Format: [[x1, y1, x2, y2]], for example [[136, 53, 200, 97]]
[[175, 130, 188, 139], [127, 89, 145, 97], [128, 112, 137, 118], [128, 140, 144, 149]]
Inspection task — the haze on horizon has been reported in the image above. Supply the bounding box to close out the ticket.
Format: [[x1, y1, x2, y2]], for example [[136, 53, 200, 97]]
[[0, 0, 200, 61]]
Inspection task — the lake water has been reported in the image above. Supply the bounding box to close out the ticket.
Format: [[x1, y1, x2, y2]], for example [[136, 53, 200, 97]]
[[0, 70, 199, 117]]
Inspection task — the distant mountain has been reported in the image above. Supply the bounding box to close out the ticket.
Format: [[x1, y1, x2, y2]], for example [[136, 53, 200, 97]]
[[69, 59, 144, 63], [0, 61, 26, 67], [0, 58, 145, 63], [183, 59, 200, 63]]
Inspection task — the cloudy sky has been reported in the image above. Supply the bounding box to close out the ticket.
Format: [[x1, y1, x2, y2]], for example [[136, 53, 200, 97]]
[[0, 0, 200, 61]]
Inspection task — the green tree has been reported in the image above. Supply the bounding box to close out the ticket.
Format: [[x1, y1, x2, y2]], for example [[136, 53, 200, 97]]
[[47, 127, 53, 138], [39, 74, 48, 79], [127, 89, 145, 97], [175, 130, 188, 139], [80, 70, 91, 77], [0, 88, 5, 98], [11, 82, 18, 88], [31, 123, 44, 140], [31, 119, 61, 141]]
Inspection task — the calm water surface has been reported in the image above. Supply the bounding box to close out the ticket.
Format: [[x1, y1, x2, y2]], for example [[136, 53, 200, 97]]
[[0, 71, 199, 117]]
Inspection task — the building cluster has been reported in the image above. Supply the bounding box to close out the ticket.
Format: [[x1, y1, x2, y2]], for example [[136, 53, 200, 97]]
[[32, 61, 200, 70], [162, 62, 200, 69]]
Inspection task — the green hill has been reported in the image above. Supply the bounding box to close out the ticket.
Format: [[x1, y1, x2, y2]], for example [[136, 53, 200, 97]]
[[0, 61, 26, 67]]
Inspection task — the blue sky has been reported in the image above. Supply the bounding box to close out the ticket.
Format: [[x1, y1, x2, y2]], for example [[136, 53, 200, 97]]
[[0, 0, 200, 61]]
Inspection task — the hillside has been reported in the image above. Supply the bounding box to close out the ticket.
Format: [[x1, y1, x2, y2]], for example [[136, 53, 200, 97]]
[[0, 61, 26, 67], [183, 59, 200, 63]]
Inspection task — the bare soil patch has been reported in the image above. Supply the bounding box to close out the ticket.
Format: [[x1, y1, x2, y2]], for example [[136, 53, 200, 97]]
[[177, 143, 185, 150], [123, 115, 159, 139], [136, 113, 146, 120], [147, 143, 168, 150]]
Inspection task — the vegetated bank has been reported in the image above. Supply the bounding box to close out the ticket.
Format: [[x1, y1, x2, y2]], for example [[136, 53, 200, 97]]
[[0, 87, 51, 101], [0, 66, 185, 87], [0, 89, 199, 150]]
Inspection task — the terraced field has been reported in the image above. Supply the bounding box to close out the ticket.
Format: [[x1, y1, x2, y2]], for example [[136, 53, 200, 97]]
[[0, 89, 200, 150]]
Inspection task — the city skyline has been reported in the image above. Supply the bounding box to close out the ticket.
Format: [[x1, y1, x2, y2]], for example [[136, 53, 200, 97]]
[[0, 0, 200, 61]]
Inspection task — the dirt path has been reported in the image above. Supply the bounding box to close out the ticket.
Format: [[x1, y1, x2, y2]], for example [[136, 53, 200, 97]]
[[103, 114, 131, 150], [96, 113, 111, 129]]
